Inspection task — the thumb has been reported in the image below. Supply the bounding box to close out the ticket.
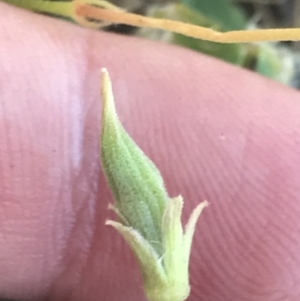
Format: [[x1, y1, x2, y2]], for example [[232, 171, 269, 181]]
[[1, 2, 300, 301]]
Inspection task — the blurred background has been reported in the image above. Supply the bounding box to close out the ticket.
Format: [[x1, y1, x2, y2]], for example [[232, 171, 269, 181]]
[[0, 0, 300, 89], [103, 0, 300, 88], [4, 0, 300, 87]]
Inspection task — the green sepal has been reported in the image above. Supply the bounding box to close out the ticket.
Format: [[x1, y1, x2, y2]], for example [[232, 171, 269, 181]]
[[100, 68, 169, 255], [105, 220, 168, 293], [106, 198, 208, 301]]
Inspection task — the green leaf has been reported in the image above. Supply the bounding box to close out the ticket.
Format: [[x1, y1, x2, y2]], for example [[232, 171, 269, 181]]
[[255, 45, 293, 84], [182, 0, 247, 30]]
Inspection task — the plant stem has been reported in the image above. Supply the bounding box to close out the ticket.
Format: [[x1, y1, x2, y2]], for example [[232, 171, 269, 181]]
[[75, 3, 300, 43], [2, 0, 72, 18]]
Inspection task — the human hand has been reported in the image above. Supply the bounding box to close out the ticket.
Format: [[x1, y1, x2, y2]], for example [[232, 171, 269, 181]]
[[1, 2, 300, 301]]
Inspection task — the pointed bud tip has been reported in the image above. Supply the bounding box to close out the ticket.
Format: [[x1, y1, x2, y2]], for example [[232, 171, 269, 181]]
[[100, 68, 117, 125], [202, 200, 209, 208], [101, 67, 108, 75], [105, 219, 113, 226], [101, 68, 111, 92]]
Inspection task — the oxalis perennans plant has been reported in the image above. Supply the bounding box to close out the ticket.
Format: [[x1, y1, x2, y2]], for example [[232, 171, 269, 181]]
[[100, 68, 208, 301]]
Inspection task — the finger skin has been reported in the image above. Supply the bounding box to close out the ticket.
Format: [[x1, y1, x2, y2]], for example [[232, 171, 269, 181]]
[[0, 2, 300, 301]]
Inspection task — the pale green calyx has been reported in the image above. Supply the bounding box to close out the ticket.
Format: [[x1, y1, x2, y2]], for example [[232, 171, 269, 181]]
[[100, 68, 208, 301]]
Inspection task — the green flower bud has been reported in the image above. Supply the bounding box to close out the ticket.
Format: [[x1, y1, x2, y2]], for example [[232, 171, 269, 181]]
[[100, 68, 208, 301]]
